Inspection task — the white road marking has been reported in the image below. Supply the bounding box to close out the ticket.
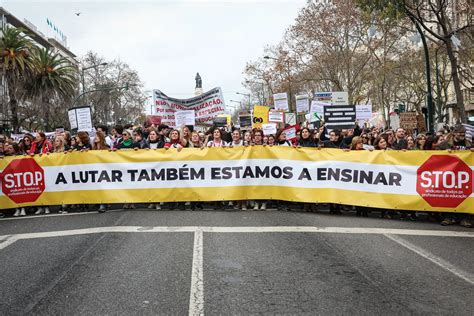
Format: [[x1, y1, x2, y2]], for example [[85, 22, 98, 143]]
[[384, 234, 474, 285], [0, 226, 472, 243], [0, 210, 124, 221], [189, 230, 204, 316], [0, 237, 17, 250]]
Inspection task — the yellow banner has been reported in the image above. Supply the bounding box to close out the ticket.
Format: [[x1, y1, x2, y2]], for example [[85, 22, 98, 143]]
[[0, 147, 472, 213]]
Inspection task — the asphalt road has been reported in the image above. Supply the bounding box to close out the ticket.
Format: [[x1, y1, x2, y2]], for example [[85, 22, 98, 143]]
[[0, 207, 473, 315]]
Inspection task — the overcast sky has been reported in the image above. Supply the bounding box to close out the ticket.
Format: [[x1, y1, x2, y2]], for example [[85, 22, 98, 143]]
[[2, 0, 305, 111]]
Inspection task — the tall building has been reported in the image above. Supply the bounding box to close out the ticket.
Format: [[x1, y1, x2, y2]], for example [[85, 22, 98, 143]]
[[0, 7, 78, 132]]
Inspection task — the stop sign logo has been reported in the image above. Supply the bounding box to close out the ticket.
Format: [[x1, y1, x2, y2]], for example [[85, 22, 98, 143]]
[[1, 158, 45, 204], [416, 155, 472, 208]]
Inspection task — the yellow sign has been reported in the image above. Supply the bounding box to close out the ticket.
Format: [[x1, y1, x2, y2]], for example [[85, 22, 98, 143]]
[[252, 105, 270, 128]]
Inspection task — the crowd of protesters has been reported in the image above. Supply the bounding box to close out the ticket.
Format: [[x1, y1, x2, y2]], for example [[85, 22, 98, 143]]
[[0, 121, 472, 228]]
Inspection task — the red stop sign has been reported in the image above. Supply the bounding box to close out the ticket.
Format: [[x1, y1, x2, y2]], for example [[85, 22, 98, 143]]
[[1, 158, 45, 204], [417, 155, 472, 208]]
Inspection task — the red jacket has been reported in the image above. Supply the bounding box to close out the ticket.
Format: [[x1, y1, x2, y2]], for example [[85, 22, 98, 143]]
[[28, 140, 52, 154]]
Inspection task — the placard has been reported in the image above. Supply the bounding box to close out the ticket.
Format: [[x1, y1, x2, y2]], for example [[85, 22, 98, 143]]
[[399, 112, 418, 130], [213, 117, 227, 127], [268, 110, 284, 123], [252, 105, 270, 129], [356, 104, 372, 121], [295, 94, 309, 113], [175, 110, 196, 127], [68, 109, 78, 129], [285, 113, 296, 125], [239, 113, 252, 128], [75, 107, 93, 132], [284, 126, 297, 140], [146, 115, 162, 126], [273, 92, 289, 111], [324, 105, 356, 129], [262, 123, 277, 136]]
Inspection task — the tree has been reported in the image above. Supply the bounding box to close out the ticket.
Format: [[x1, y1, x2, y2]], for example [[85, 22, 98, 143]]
[[0, 27, 33, 132], [357, 0, 473, 123], [27, 47, 78, 130]]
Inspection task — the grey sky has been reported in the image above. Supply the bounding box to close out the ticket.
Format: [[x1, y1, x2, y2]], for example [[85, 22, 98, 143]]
[[2, 0, 306, 112]]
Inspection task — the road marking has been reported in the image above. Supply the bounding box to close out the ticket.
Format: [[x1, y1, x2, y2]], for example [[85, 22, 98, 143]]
[[189, 230, 204, 316], [0, 237, 17, 250], [0, 226, 473, 243], [0, 210, 124, 221], [384, 234, 474, 285]]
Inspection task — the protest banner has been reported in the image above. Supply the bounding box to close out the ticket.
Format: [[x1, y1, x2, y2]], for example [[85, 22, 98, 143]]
[[273, 93, 289, 111], [1, 148, 471, 213], [399, 112, 418, 130], [175, 110, 195, 127], [262, 123, 277, 136], [153, 87, 225, 126], [252, 105, 270, 129], [295, 94, 309, 113], [268, 110, 284, 123]]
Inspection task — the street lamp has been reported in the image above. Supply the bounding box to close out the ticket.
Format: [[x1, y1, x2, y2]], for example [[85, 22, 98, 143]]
[[236, 92, 251, 110], [264, 55, 292, 112]]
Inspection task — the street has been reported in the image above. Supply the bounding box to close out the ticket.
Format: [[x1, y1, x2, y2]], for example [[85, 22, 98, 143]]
[[0, 207, 473, 315]]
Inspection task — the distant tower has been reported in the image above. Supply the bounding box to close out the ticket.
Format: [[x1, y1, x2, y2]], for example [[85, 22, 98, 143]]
[[194, 72, 203, 96]]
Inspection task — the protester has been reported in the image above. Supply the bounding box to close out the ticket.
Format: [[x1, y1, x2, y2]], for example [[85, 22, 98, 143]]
[[28, 132, 52, 155], [392, 128, 408, 150], [92, 132, 109, 150], [322, 129, 346, 149], [298, 128, 317, 148], [74, 131, 92, 151], [164, 129, 185, 149], [116, 129, 134, 150], [415, 134, 427, 150], [147, 129, 165, 149], [438, 124, 471, 150], [207, 128, 228, 147], [275, 130, 292, 146]]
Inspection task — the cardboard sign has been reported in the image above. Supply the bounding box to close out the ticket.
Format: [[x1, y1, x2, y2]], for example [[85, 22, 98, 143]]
[[284, 126, 297, 140], [399, 112, 418, 130], [273, 93, 289, 111], [262, 123, 277, 136], [268, 110, 285, 123], [252, 105, 270, 129]]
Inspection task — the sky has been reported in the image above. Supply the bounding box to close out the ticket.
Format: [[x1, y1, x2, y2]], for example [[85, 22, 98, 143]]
[[1, 0, 306, 113]]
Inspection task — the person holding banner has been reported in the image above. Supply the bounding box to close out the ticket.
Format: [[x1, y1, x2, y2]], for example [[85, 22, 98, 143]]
[[28, 132, 52, 155], [92, 133, 109, 150], [267, 135, 276, 146], [74, 131, 92, 151], [243, 130, 252, 145], [321, 129, 346, 149], [298, 128, 317, 147], [252, 129, 264, 146], [415, 134, 427, 150], [206, 128, 229, 147], [276, 130, 292, 146], [116, 130, 134, 150], [132, 129, 148, 149], [164, 129, 185, 149], [229, 129, 244, 147], [146, 129, 165, 149]]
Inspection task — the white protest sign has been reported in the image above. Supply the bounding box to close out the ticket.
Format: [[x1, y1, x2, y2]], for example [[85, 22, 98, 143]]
[[285, 113, 296, 125], [68, 109, 78, 129], [75, 107, 93, 132], [331, 91, 349, 105], [273, 92, 289, 111], [310, 101, 327, 120], [268, 110, 284, 123], [356, 104, 372, 121], [284, 127, 297, 140], [262, 123, 277, 136], [295, 94, 309, 113], [175, 110, 195, 127]]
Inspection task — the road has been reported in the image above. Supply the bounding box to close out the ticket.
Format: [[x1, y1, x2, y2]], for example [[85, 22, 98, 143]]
[[0, 206, 473, 315]]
